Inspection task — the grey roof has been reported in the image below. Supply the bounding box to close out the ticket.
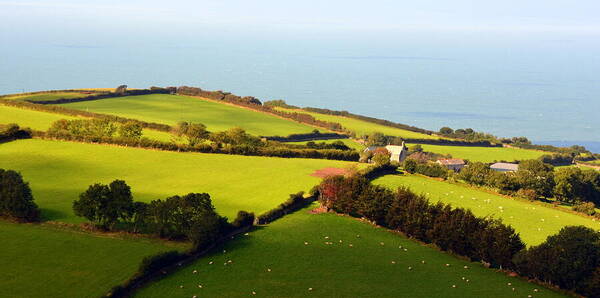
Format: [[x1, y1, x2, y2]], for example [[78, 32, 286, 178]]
[[490, 163, 519, 171]]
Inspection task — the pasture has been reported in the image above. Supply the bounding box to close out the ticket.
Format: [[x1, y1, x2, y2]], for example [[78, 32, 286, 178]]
[[136, 205, 563, 298], [0, 221, 185, 298], [0, 139, 357, 222], [2, 91, 98, 102], [275, 107, 438, 139], [373, 173, 600, 245], [61, 94, 317, 136], [409, 143, 546, 163]]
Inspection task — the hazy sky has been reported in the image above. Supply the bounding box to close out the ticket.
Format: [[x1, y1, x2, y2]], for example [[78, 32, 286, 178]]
[[1, 0, 600, 37]]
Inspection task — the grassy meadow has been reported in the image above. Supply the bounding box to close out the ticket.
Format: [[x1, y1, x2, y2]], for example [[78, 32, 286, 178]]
[[275, 107, 438, 139], [61, 94, 317, 136], [2, 91, 98, 102], [0, 139, 358, 222], [0, 221, 185, 298], [409, 143, 546, 163], [136, 205, 563, 298], [373, 173, 600, 245]]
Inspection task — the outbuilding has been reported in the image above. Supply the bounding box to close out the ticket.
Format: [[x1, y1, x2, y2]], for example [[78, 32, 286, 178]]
[[436, 159, 466, 172], [490, 162, 519, 172]]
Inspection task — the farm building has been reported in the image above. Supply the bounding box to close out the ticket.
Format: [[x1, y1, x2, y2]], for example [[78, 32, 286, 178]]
[[490, 162, 519, 172], [386, 144, 408, 163], [436, 158, 466, 172], [363, 143, 408, 163]]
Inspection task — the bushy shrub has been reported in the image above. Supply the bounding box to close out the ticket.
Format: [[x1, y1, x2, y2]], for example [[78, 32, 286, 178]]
[[573, 201, 596, 215], [514, 226, 600, 294], [232, 211, 255, 228]]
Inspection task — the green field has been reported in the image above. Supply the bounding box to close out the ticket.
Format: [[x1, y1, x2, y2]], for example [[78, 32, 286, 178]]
[[0, 104, 81, 130], [136, 205, 562, 298], [275, 107, 438, 139], [61, 94, 318, 136], [0, 139, 356, 222], [409, 144, 546, 163], [374, 174, 600, 245], [0, 221, 185, 298], [0, 103, 174, 141], [3, 91, 97, 102], [286, 138, 365, 151]]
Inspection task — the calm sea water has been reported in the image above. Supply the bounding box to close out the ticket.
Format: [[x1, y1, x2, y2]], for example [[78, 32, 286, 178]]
[[1, 32, 598, 152]]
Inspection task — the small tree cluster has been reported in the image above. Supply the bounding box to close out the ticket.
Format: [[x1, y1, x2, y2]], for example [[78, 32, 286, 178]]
[[403, 159, 448, 179], [73, 180, 134, 230], [0, 169, 40, 222], [172, 121, 209, 146]]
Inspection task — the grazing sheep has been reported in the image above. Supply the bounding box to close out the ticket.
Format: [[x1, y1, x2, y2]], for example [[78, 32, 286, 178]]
[[308, 288, 313, 291], [252, 291, 256, 295], [223, 250, 227, 253], [304, 241, 309, 245], [380, 242, 385, 246], [445, 264, 450, 267], [421, 260, 426, 264], [349, 244, 353, 247], [391, 261, 396, 264], [209, 261, 213, 265], [198, 285, 203, 288], [512, 288, 515, 291], [534, 289, 538, 292], [507, 283, 511, 286], [463, 265, 468, 269], [356, 235, 360, 238], [244, 232, 249, 236], [192, 270, 198, 274], [403, 248, 408, 252], [179, 285, 184, 289], [267, 268, 271, 272], [452, 285, 456, 288]]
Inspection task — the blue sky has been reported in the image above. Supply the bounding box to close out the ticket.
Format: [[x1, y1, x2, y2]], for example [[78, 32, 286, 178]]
[[1, 0, 599, 36]]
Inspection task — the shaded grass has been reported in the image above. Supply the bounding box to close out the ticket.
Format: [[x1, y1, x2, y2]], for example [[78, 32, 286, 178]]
[[410, 143, 546, 163], [275, 107, 438, 139], [136, 205, 563, 298], [61, 94, 318, 136], [373, 173, 600, 245], [0, 139, 357, 222], [0, 221, 185, 298]]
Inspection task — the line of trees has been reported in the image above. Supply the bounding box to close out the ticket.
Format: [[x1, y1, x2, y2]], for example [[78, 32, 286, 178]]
[[44, 120, 359, 161], [403, 159, 449, 179], [316, 174, 600, 296], [458, 160, 600, 212], [0, 169, 40, 222], [316, 175, 524, 269]]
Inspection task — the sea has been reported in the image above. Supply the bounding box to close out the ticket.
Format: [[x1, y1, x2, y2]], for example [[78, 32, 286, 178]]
[[1, 30, 598, 152]]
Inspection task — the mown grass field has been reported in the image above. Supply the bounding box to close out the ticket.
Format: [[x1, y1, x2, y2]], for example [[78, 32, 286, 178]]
[[373, 174, 600, 245], [2, 91, 98, 102], [409, 143, 546, 163], [136, 205, 563, 298], [275, 107, 438, 139], [61, 94, 317, 136], [0, 104, 174, 141], [0, 139, 358, 222], [286, 138, 365, 151], [0, 104, 81, 130], [0, 221, 185, 298]]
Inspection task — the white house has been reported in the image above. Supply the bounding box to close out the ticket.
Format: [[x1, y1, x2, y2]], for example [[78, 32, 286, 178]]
[[385, 143, 408, 163], [363, 143, 408, 163], [490, 162, 519, 172]]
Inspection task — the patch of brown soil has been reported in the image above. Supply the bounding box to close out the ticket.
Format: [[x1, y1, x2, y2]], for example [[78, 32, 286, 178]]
[[310, 167, 350, 178]]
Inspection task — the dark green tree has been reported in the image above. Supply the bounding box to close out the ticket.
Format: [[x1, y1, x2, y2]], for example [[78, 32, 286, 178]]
[[73, 180, 134, 230], [0, 169, 40, 222], [118, 121, 143, 139]]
